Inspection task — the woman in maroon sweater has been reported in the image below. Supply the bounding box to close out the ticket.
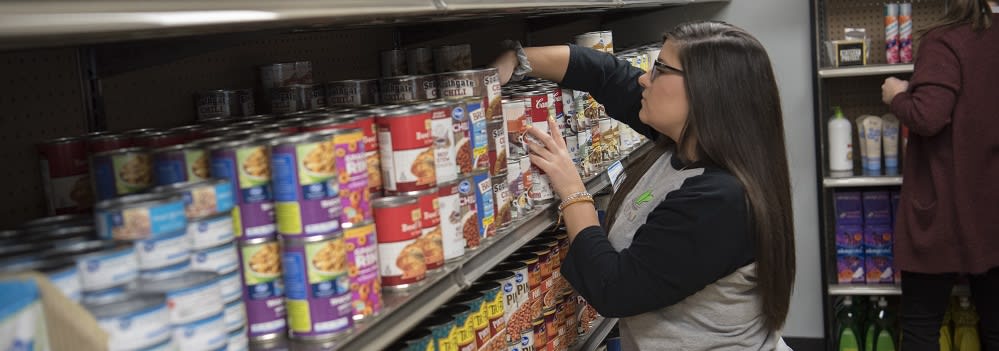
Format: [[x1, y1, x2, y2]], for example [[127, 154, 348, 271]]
[[881, 0, 999, 349]]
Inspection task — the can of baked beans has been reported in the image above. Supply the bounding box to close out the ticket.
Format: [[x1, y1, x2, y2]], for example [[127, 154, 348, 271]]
[[523, 245, 553, 305], [503, 98, 530, 158], [372, 196, 425, 289], [389, 188, 443, 271], [379, 75, 439, 104], [456, 176, 481, 250], [343, 221, 381, 320], [470, 281, 506, 338], [87, 134, 133, 154], [325, 79, 380, 107], [90, 147, 153, 201], [487, 119, 510, 176], [281, 232, 353, 339], [260, 61, 313, 89], [446, 98, 475, 175], [436, 179, 465, 262], [407, 47, 434, 75], [37, 136, 92, 214], [428, 101, 459, 183], [533, 316, 547, 349], [380, 50, 408, 77], [267, 133, 341, 237], [151, 143, 212, 186], [375, 106, 437, 192], [491, 174, 512, 231], [236, 237, 287, 341], [507, 252, 541, 305], [440, 304, 476, 351], [451, 292, 491, 347], [470, 171, 496, 239], [208, 139, 276, 240]]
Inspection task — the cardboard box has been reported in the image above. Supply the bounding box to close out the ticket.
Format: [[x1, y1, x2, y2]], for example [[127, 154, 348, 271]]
[[834, 191, 863, 226], [863, 191, 892, 225]]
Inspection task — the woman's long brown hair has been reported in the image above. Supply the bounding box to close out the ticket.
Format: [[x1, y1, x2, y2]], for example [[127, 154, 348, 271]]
[[923, 0, 993, 35], [605, 21, 796, 332]]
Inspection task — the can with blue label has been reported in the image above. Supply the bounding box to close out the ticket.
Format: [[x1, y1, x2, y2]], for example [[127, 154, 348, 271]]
[[281, 232, 353, 339], [268, 133, 342, 238], [134, 230, 191, 270], [73, 244, 138, 292], [191, 242, 239, 275], [90, 147, 154, 201], [86, 295, 172, 351], [137, 271, 223, 325], [151, 179, 234, 220], [151, 143, 212, 186], [140, 260, 192, 281], [187, 212, 235, 250], [208, 139, 276, 241], [465, 97, 490, 172], [471, 171, 496, 239], [94, 193, 187, 241], [173, 312, 228, 351]]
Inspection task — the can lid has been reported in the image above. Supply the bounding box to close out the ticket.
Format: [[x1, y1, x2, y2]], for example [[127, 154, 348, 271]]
[[85, 294, 167, 319], [342, 220, 375, 231], [480, 270, 515, 282], [401, 328, 432, 343], [439, 303, 471, 316], [91, 146, 148, 157], [55, 242, 133, 262], [280, 231, 342, 245], [264, 133, 314, 146], [137, 271, 218, 293], [387, 187, 438, 197], [371, 196, 418, 208], [469, 281, 500, 292], [94, 192, 183, 212], [436, 178, 462, 189], [38, 136, 86, 145], [239, 236, 277, 246], [504, 253, 538, 264], [238, 114, 275, 121], [150, 178, 230, 195], [0, 257, 77, 275], [327, 78, 378, 84], [419, 314, 454, 328]]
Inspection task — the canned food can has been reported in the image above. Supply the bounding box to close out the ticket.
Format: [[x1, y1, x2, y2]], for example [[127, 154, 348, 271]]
[[390, 188, 444, 270], [94, 193, 187, 240], [134, 230, 190, 270], [456, 176, 481, 249], [481, 68, 504, 122], [140, 260, 192, 281], [421, 315, 456, 351], [195, 90, 239, 120], [151, 179, 235, 219], [523, 246, 553, 306], [224, 299, 247, 332], [343, 221, 381, 320], [268, 133, 341, 237], [471, 171, 496, 238], [407, 47, 434, 75], [448, 98, 475, 175], [380, 49, 408, 77], [550, 87, 566, 132], [208, 140, 277, 240], [218, 270, 242, 303], [379, 75, 439, 104], [397, 328, 434, 351], [533, 317, 547, 348], [488, 120, 510, 176], [192, 242, 239, 274], [330, 128, 371, 227], [465, 98, 490, 172], [544, 308, 558, 341], [82, 285, 130, 305], [37, 136, 92, 215], [1, 259, 81, 302], [429, 102, 459, 183], [491, 175, 513, 231], [506, 157, 526, 219], [281, 233, 354, 339], [173, 313, 228, 351], [86, 295, 172, 351], [598, 117, 619, 161], [372, 196, 425, 289], [441, 304, 476, 351], [529, 165, 555, 204], [137, 271, 222, 324], [436, 70, 483, 100], [565, 134, 580, 165], [471, 282, 506, 337], [260, 61, 312, 89], [228, 326, 249, 351], [375, 107, 437, 192], [326, 79, 380, 107], [308, 84, 327, 110], [560, 88, 577, 128], [267, 85, 307, 114], [90, 147, 153, 200], [451, 292, 491, 347], [483, 268, 518, 321], [503, 98, 530, 158], [507, 252, 541, 305], [87, 134, 134, 154], [151, 143, 212, 186], [187, 213, 234, 250], [434, 44, 473, 73], [436, 180, 465, 261], [576, 128, 595, 176], [518, 324, 536, 351], [236, 238, 287, 340], [515, 91, 549, 135], [132, 131, 188, 149]]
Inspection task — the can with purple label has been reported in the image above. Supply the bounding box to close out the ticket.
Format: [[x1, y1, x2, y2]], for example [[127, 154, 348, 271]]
[[344, 221, 381, 320], [330, 128, 371, 228], [282, 232, 353, 339], [237, 237, 286, 341], [208, 140, 276, 241], [268, 133, 341, 237]]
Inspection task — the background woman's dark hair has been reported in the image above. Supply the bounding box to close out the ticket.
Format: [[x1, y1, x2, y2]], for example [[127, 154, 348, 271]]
[[923, 0, 993, 34], [605, 21, 796, 332]]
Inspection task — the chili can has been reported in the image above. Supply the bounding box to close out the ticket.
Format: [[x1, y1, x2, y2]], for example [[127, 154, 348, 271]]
[[236, 237, 286, 341], [281, 232, 353, 339], [325, 79, 380, 107], [259, 61, 313, 89], [436, 179, 465, 261], [267, 133, 341, 237], [372, 196, 425, 289], [487, 120, 510, 176], [389, 188, 443, 271], [491, 175, 512, 231], [90, 147, 153, 201], [37, 136, 92, 215], [208, 140, 276, 240], [380, 50, 408, 77], [407, 47, 434, 75], [343, 221, 381, 320], [267, 85, 307, 114], [330, 128, 371, 227], [456, 176, 481, 250], [375, 106, 437, 192], [380, 75, 439, 104], [151, 143, 212, 186], [429, 101, 459, 183], [433, 44, 472, 73]]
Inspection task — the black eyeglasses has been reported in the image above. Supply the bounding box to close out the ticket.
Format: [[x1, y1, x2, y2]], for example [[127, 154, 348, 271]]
[[650, 59, 684, 81]]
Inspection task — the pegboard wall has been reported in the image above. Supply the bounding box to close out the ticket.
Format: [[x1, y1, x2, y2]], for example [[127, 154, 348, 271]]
[[820, 0, 946, 67], [0, 49, 87, 226]]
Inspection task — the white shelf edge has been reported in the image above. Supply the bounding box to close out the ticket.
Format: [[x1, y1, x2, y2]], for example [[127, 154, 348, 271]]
[[818, 64, 914, 78], [828, 284, 971, 296], [822, 176, 903, 188]]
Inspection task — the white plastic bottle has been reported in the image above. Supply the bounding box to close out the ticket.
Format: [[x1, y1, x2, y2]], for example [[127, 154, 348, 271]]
[[828, 106, 854, 172]]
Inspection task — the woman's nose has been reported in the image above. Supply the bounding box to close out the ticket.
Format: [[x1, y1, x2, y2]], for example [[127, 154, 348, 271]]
[[638, 72, 651, 88]]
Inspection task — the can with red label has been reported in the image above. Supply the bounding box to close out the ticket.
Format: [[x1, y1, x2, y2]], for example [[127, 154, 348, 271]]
[[470, 171, 496, 239], [491, 175, 512, 232], [389, 188, 443, 271], [151, 143, 212, 186], [268, 133, 341, 237], [375, 106, 436, 192], [446, 98, 474, 176], [549, 86, 566, 133], [37, 136, 92, 215], [329, 129, 371, 228], [533, 317, 547, 349], [87, 134, 133, 154], [481, 68, 503, 123], [515, 91, 549, 134], [379, 75, 439, 104], [487, 120, 509, 177], [90, 147, 153, 201], [503, 97, 530, 158], [372, 196, 425, 289], [436, 179, 465, 262], [428, 101, 459, 184], [208, 139, 276, 240], [344, 221, 381, 320], [456, 176, 481, 250], [523, 245, 553, 305]]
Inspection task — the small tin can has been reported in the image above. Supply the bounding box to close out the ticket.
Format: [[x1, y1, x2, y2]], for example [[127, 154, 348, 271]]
[[433, 44, 473, 73], [372, 196, 425, 289], [281, 232, 354, 339], [90, 147, 153, 200], [529, 164, 555, 204], [87, 134, 133, 154], [218, 270, 242, 303], [341, 111, 382, 194], [375, 106, 437, 192], [343, 221, 381, 320], [151, 178, 235, 219], [380, 49, 408, 77], [187, 213, 235, 250], [495, 260, 530, 310], [544, 308, 558, 341], [482, 269, 518, 322], [390, 188, 444, 271], [451, 292, 491, 348], [267, 85, 308, 114], [151, 143, 212, 186], [488, 119, 510, 176], [208, 139, 276, 240], [326, 79, 380, 107], [470, 171, 496, 239], [228, 326, 249, 351], [236, 237, 287, 341], [508, 252, 541, 304], [137, 271, 223, 324], [191, 242, 239, 274], [440, 304, 476, 351], [437, 69, 483, 101], [308, 84, 327, 110], [447, 98, 474, 175], [224, 299, 247, 332], [379, 75, 439, 104], [456, 176, 481, 249], [173, 313, 228, 351], [421, 315, 456, 351], [479, 68, 503, 122], [461, 97, 489, 172], [503, 97, 530, 158], [260, 61, 313, 89], [470, 282, 506, 337], [0, 259, 82, 302], [268, 133, 342, 237], [491, 174, 513, 231], [436, 179, 466, 262], [533, 317, 548, 349], [86, 295, 172, 351], [36, 136, 92, 215], [407, 47, 434, 75], [94, 193, 187, 241], [195, 90, 237, 120], [330, 128, 371, 228], [134, 230, 191, 270], [429, 101, 459, 183], [506, 156, 527, 219], [140, 260, 192, 281], [523, 245, 553, 304]]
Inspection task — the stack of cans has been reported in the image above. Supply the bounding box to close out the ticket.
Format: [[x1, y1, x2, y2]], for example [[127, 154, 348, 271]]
[[259, 61, 325, 114]]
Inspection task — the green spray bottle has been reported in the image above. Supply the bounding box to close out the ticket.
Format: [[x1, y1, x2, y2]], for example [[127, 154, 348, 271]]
[[837, 297, 864, 351]]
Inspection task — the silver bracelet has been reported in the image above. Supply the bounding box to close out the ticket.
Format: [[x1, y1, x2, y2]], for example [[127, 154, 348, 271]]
[[502, 40, 532, 82]]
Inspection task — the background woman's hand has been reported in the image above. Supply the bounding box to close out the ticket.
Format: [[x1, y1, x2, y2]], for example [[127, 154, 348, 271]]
[[525, 117, 586, 199], [882, 77, 909, 105]]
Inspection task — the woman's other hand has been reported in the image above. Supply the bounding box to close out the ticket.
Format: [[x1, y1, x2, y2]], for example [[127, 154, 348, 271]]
[[882, 77, 910, 105], [525, 117, 586, 199]]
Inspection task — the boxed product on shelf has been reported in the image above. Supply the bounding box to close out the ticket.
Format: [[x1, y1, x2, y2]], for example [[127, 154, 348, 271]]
[[863, 224, 894, 284], [834, 191, 863, 226], [836, 224, 865, 284], [862, 191, 892, 225], [890, 191, 901, 226]]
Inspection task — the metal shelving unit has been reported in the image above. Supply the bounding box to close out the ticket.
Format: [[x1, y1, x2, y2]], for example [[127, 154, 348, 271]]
[[828, 284, 971, 297], [822, 176, 903, 188], [570, 317, 620, 351], [818, 64, 914, 78]]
